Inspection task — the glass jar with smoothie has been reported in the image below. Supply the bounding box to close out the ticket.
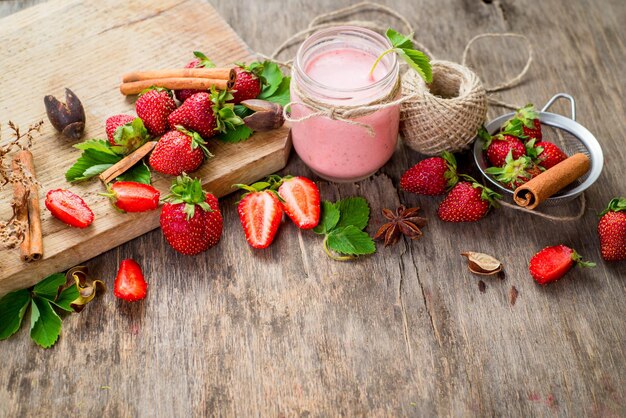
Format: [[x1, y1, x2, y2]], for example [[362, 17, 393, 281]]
[[289, 26, 400, 182]]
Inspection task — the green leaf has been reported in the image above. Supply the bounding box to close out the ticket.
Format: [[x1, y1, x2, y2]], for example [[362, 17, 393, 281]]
[[336, 197, 370, 230], [51, 285, 80, 312], [215, 124, 253, 143], [74, 139, 119, 156], [33, 273, 66, 301], [313, 201, 341, 234], [397, 48, 432, 83], [386, 28, 413, 49], [260, 77, 291, 106], [116, 160, 151, 184], [0, 289, 31, 340], [257, 61, 284, 98], [30, 297, 62, 349], [81, 163, 114, 179], [233, 104, 253, 118], [111, 118, 149, 154], [66, 139, 123, 182], [326, 226, 376, 256]]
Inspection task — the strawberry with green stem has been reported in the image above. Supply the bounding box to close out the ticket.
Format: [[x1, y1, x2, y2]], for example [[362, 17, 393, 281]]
[[267, 175, 320, 229], [485, 150, 543, 190], [598, 197, 626, 261], [231, 62, 264, 104], [168, 89, 244, 139], [437, 175, 501, 222], [149, 126, 212, 176], [105, 116, 150, 154], [503, 104, 542, 141], [400, 151, 458, 195], [235, 181, 283, 249], [480, 124, 527, 168], [135, 87, 177, 136], [101, 181, 160, 213], [175, 51, 216, 102], [529, 244, 595, 285], [160, 174, 223, 255], [525, 138, 567, 169]]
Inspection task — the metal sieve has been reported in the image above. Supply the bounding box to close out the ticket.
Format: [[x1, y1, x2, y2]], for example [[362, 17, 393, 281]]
[[473, 93, 603, 206]]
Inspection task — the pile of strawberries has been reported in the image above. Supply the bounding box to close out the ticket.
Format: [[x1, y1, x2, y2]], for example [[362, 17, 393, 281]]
[[481, 104, 568, 190]]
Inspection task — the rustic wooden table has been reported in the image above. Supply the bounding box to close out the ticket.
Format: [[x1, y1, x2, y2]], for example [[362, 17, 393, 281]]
[[1, 0, 625, 416]]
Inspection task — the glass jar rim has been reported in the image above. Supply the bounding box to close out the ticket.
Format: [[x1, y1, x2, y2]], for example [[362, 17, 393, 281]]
[[293, 25, 398, 94]]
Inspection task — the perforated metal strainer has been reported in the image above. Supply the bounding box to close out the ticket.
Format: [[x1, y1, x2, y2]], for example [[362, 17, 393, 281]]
[[473, 93, 603, 206]]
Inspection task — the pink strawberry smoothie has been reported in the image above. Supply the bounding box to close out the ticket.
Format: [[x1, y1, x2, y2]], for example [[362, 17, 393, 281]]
[[290, 48, 400, 182]]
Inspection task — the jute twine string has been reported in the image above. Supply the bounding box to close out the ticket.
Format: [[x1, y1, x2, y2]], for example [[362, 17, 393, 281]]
[[264, 2, 584, 221]]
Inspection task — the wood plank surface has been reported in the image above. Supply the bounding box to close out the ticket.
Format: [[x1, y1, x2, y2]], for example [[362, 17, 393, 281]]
[[0, 0, 291, 295], [1, 0, 625, 417]]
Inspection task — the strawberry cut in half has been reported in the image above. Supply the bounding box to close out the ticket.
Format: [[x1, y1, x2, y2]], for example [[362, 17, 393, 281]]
[[114, 259, 148, 302], [102, 181, 160, 213], [400, 151, 458, 195], [598, 197, 626, 261], [529, 244, 595, 285], [45, 189, 94, 228], [275, 175, 320, 229], [235, 182, 283, 249]]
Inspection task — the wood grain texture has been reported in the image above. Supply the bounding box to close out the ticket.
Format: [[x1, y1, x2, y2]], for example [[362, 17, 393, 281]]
[[1, 0, 625, 417], [0, 0, 291, 296]]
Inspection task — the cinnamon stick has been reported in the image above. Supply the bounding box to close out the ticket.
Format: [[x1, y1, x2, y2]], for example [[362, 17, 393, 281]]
[[99, 141, 157, 184], [122, 68, 235, 83], [120, 77, 234, 96], [12, 150, 43, 261], [513, 153, 590, 209]]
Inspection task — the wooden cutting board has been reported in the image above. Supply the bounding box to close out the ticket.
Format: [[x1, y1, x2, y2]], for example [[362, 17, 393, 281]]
[[0, 0, 291, 296]]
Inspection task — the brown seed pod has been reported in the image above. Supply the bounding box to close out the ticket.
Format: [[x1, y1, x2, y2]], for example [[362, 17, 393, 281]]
[[461, 251, 503, 276], [44, 88, 85, 139], [241, 99, 284, 131]]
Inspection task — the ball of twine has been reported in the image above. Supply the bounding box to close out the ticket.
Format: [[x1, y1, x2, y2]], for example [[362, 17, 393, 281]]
[[400, 60, 487, 155]]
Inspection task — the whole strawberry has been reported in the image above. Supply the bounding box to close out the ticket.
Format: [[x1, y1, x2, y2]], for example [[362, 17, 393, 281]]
[[135, 88, 177, 136], [160, 174, 223, 255], [526, 139, 567, 169], [598, 197, 626, 261], [438, 175, 501, 222], [400, 151, 458, 195], [485, 151, 543, 190], [504, 104, 542, 141], [105, 114, 134, 145], [529, 244, 595, 285], [149, 126, 212, 176], [175, 51, 216, 102], [168, 89, 243, 139], [231, 63, 263, 104], [479, 126, 526, 167]]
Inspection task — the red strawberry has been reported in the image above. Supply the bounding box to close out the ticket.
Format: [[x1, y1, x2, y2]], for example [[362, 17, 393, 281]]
[[175, 51, 216, 102], [231, 63, 263, 104], [236, 183, 283, 248], [400, 151, 458, 195], [277, 176, 320, 229], [479, 126, 526, 167], [114, 259, 148, 302], [485, 151, 543, 190], [598, 197, 626, 261], [504, 104, 542, 141], [437, 176, 501, 222], [104, 181, 160, 212], [526, 139, 567, 169], [105, 114, 134, 145], [45, 189, 94, 228], [167, 90, 243, 139], [135, 88, 177, 136], [529, 244, 595, 285], [160, 174, 223, 255], [149, 126, 212, 176]]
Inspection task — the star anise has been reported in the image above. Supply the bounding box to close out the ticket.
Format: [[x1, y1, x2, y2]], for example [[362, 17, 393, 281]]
[[373, 205, 427, 247]]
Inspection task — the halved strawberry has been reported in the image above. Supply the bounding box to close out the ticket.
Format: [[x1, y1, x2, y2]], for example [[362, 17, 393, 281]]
[[277, 176, 320, 229], [45, 189, 94, 228], [529, 245, 595, 285], [235, 183, 283, 248], [114, 259, 148, 302], [103, 181, 160, 213]]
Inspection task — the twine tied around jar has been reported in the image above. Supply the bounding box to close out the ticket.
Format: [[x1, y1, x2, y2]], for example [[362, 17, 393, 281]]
[[268, 2, 532, 147]]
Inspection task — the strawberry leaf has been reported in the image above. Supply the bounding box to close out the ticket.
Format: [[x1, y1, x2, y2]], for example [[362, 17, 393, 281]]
[[66, 139, 124, 182], [335, 197, 370, 231], [51, 285, 80, 312], [257, 61, 284, 97], [326, 225, 376, 256], [30, 297, 62, 349], [116, 160, 151, 184], [313, 201, 340, 235], [259, 77, 291, 106], [0, 289, 31, 340], [193, 51, 216, 68], [215, 124, 253, 143], [32, 273, 66, 301]]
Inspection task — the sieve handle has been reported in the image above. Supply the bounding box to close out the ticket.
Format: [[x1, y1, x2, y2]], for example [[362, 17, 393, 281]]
[[541, 93, 576, 121]]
